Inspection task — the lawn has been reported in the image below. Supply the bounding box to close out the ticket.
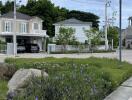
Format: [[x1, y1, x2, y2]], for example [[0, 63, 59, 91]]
[[2, 57, 132, 99], [5, 57, 132, 87], [0, 80, 8, 99]]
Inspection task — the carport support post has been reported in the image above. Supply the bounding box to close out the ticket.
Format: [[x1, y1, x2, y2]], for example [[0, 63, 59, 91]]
[[119, 0, 122, 62], [42, 37, 46, 52], [13, 0, 17, 56]]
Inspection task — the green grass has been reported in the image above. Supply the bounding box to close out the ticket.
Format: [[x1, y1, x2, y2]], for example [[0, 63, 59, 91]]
[[5, 57, 132, 88], [2, 57, 132, 99], [0, 80, 8, 99]]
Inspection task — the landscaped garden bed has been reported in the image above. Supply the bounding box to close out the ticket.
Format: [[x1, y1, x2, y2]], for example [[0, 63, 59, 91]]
[[1, 57, 132, 99]]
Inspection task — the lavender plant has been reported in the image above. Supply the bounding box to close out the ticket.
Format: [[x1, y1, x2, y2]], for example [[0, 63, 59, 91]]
[[14, 62, 112, 100]]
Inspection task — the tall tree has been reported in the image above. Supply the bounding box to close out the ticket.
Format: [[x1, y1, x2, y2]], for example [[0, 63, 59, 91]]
[[1, 1, 14, 14], [107, 27, 119, 47], [0, 1, 2, 15], [55, 27, 77, 52], [84, 28, 101, 50], [67, 10, 99, 28]]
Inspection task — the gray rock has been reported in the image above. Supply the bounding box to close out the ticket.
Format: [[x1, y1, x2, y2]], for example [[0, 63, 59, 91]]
[[7, 68, 48, 98]]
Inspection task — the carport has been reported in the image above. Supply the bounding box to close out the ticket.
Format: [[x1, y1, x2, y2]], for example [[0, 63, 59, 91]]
[[0, 33, 48, 54]]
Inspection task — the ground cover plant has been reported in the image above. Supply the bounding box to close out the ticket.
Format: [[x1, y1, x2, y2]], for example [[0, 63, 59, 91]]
[[3, 57, 132, 99]]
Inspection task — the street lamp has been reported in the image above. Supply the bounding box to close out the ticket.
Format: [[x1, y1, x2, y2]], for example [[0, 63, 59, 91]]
[[13, 0, 21, 56], [105, 0, 109, 50], [119, 0, 122, 62]]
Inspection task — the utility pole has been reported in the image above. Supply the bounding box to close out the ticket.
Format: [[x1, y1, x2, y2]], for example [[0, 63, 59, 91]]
[[105, 0, 110, 50], [13, 0, 17, 56], [119, 0, 122, 62]]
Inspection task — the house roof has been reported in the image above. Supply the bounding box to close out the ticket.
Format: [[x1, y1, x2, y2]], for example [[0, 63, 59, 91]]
[[0, 12, 38, 20], [53, 18, 92, 25]]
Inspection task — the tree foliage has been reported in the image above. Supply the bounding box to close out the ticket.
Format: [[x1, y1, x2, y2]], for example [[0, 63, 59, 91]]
[[0, 1, 14, 14], [55, 27, 78, 52], [67, 10, 99, 28], [55, 27, 77, 45], [84, 28, 101, 47], [107, 27, 119, 47]]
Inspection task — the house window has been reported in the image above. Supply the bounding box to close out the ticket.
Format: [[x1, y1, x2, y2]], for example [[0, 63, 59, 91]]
[[5, 21, 11, 32], [20, 23, 27, 33], [6, 37, 12, 43], [34, 23, 39, 30]]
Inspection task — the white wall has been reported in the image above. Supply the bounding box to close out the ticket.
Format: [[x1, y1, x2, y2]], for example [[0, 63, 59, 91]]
[[55, 24, 91, 43]]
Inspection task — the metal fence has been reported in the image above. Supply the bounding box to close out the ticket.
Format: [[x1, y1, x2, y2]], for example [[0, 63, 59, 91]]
[[48, 44, 107, 54], [48, 44, 90, 53]]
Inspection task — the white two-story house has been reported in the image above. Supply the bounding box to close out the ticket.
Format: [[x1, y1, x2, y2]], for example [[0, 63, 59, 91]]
[[0, 12, 48, 52], [53, 18, 92, 43]]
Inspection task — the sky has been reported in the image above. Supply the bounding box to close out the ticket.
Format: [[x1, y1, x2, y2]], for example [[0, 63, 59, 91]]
[[1, 0, 132, 29], [50, 0, 131, 29]]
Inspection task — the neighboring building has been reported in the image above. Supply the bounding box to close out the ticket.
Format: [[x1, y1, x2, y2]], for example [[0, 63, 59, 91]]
[[0, 12, 48, 52], [122, 17, 132, 48], [53, 18, 92, 43]]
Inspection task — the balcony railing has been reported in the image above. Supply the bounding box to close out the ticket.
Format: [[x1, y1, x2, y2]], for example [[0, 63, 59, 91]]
[[31, 29, 47, 36], [0, 29, 47, 37]]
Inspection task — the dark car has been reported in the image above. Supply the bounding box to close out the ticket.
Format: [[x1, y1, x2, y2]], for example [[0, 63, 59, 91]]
[[25, 44, 39, 53], [17, 45, 26, 53]]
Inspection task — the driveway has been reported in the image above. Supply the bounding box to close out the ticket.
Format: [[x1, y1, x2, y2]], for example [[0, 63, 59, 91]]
[[0, 50, 132, 64]]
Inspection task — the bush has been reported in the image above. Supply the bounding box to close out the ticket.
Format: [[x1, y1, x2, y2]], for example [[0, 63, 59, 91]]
[[14, 63, 112, 100]]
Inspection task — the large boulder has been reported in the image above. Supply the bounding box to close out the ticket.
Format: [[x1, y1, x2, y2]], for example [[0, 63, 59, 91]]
[[7, 68, 48, 99]]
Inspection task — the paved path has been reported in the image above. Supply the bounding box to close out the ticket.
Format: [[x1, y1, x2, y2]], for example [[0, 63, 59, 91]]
[[104, 77, 132, 100]]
